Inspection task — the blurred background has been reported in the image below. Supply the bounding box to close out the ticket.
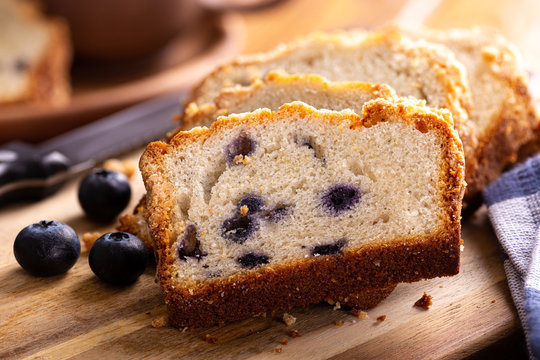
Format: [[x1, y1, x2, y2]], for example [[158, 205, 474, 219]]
[[1, 0, 539, 143]]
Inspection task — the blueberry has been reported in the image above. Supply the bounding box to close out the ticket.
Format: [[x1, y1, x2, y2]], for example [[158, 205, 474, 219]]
[[89, 232, 148, 285], [78, 169, 131, 222], [263, 204, 291, 222], [13, 221, 80, 277], [296, 136, 324, 160], [14, 58, 29, 73], [303, 141, 314, 150], [221, 214, 257, 243], [321, 184, 361, 214], [237, 195, 264, 214], [178, 224, 206, 261], [311, 239, 346, 257], [225, 132, 255, 164], [236, 252, 270, 269]]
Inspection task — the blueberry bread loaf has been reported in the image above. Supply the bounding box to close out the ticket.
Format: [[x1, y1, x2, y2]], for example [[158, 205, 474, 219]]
[[397, 26, 539, 208], [0, 0, 71, 105], [140, 99, 465, 327], [183, 30, 475, 170], [119, 75, 403, 308]]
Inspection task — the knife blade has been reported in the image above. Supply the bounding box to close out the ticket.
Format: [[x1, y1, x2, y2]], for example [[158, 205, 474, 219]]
[[0, 91, 188, 205]]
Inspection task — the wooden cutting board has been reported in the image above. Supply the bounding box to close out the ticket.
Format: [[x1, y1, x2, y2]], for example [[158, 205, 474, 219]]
[[0, 150, 520, 360]]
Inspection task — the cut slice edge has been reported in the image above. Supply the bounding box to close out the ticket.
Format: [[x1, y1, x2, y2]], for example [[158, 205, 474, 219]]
[[140, 99, 465, 327]]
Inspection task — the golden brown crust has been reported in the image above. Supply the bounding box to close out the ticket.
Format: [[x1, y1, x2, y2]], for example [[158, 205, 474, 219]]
[[165, 237, 457, 327], [140, 100, 465, 328], [339, 284, 397, 309], [468, 75, 538, 202], [442, 28, 537, 205]]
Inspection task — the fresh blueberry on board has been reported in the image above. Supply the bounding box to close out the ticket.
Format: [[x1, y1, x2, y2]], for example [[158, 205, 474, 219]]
[[89, 232, 148, 285], [13, 220, 80, 277], [78, 169, 131, 222]]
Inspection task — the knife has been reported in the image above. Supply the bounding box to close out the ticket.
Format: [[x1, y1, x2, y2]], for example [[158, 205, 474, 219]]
[[0, 91, 187, 205]]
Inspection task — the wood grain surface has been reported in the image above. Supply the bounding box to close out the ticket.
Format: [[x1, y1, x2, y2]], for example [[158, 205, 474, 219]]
[[0, 150, 520, 360], [1, 0, 539, 358]]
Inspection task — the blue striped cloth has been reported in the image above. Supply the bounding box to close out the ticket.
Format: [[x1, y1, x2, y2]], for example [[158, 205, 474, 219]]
[[484, 155, 540, 359]]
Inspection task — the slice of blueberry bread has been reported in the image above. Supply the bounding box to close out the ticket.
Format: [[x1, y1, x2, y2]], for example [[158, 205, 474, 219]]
[[396, 26, 539, 210], [140, 99, 465, 327], [0, 0, 71, 105]]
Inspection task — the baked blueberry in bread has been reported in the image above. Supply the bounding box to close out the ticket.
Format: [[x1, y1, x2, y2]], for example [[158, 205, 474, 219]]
[[140, 99, 465, 327]]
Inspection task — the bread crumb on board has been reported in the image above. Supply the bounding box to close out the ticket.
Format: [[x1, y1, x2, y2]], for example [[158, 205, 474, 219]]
[[335, 320, 344, 326], [282, 312, 296, 326], [351, 309, 369, 319], [376, 315, 386, 322], [288, 330, 301, 338], [274, 347, 283, 354], [151, 316, 168, 328], [102, 158, 137, 178], [81, 232, 101, 251], [240, 205, 249, 216], [204, 334, 218, 344], [414, 292, 433, 309], [280, 338, 289, 345]]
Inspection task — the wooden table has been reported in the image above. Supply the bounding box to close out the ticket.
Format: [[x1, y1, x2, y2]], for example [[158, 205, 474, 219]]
[[1, 0, 538, 358]]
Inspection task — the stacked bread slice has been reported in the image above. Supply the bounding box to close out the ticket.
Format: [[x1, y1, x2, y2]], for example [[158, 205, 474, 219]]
[[123, 27, 538, 327], [181, 27, 538, 207], [141, 99, 465, 327], [399, 27, 538, 208], [183, 29, 476, 176], [0, 0, 71, 106]]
